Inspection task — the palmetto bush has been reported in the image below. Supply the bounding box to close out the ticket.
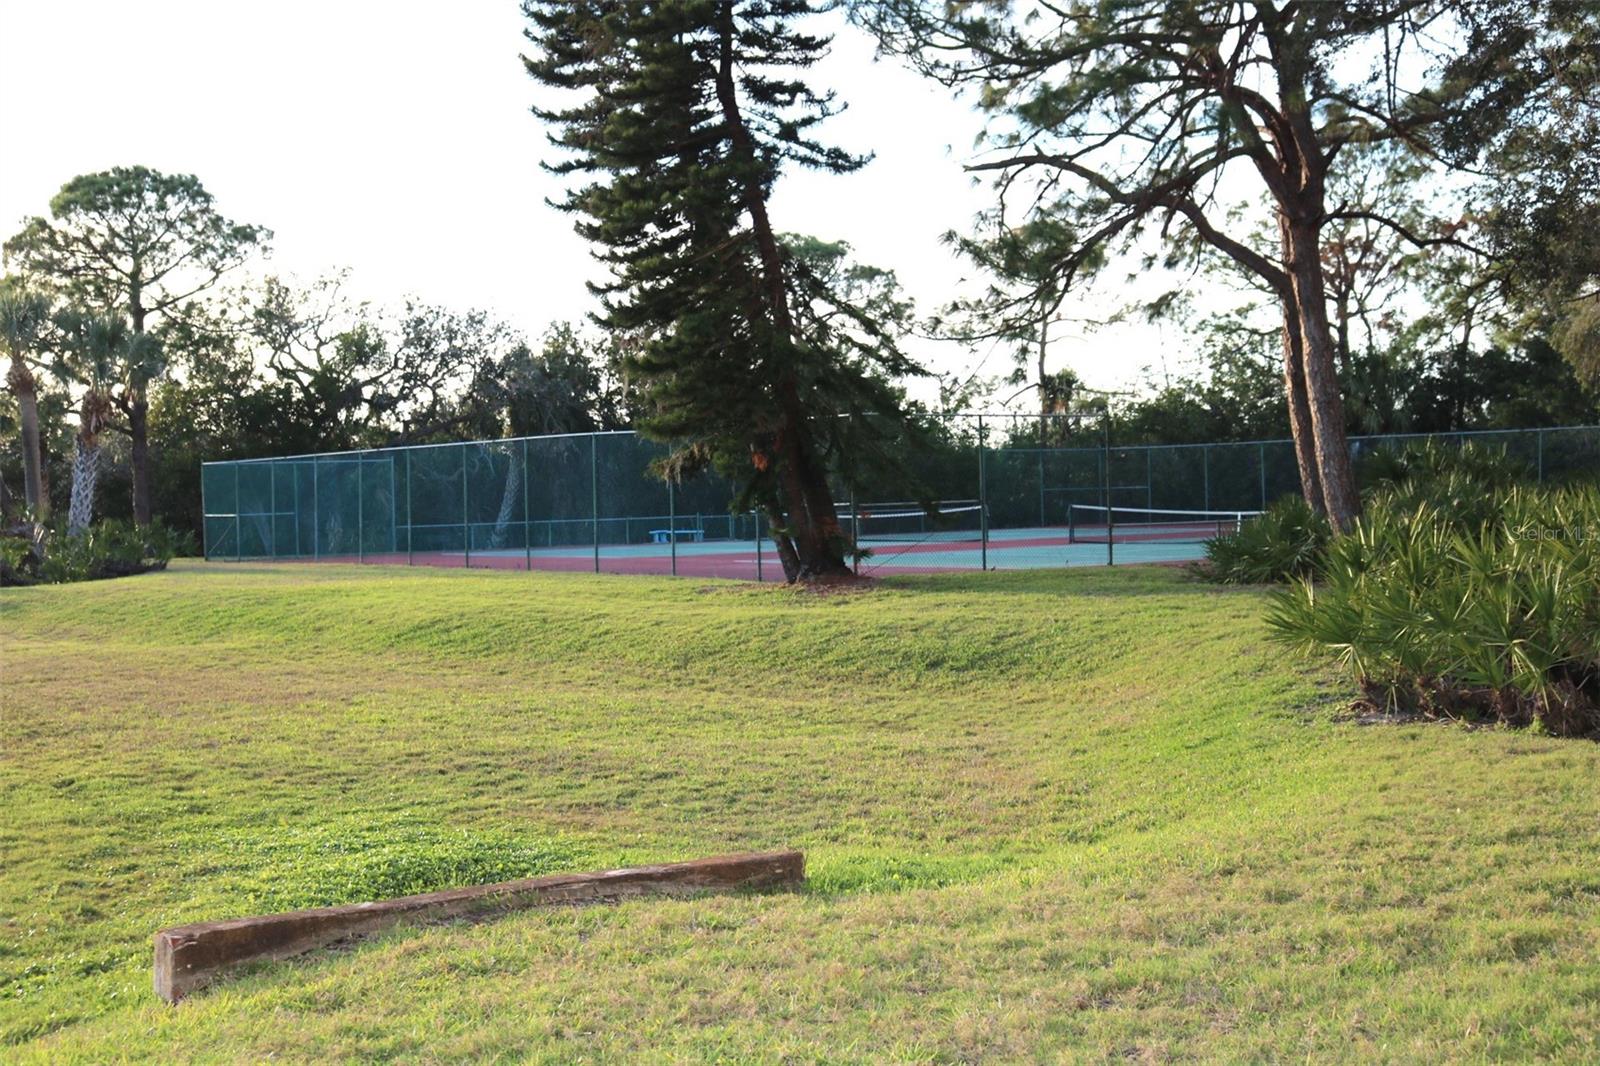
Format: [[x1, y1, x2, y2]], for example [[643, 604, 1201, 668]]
[[1202, 441, 1541, 586], [1, 519, 191, 586], [1265, 485, 1600, 737], [1197, 495, 1332, 584]]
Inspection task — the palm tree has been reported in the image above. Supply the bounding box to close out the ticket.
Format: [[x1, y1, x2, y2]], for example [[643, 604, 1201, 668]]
[[56, 315, 159, 535], [0, 277, 52, 520]]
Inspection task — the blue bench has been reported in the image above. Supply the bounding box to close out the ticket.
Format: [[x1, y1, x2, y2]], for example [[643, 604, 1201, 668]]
[[648, 529, 704, 544]]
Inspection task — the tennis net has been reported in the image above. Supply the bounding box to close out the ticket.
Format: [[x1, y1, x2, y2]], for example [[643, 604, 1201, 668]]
[[844, 500, 986, 543], [1067, 504, 1262, 544]]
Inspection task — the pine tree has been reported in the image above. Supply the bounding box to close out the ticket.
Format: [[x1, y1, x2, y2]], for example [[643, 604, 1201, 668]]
[[524, 0, 923, 581]]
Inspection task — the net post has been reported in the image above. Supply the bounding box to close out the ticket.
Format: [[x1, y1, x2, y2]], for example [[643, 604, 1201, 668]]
[[590, 434, 599, 574], [1067, 503, 1075, 544], [978, 414, 989, 571], [669, 475, 677, 576], [461, 443, 471, 569], [523, 438, 531, 572], [358, 451, 365, 565], [234, 463, 241, 563], [405, 448, 413, 566]]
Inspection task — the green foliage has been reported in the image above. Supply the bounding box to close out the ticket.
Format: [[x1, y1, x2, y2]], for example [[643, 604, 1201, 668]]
[[4, 167, 269, 327], [1198, 496, 1332, 585], [0, 528, 35, 583], [1203, 439, 1558, 586], [1361, 438, 1533, 493], [193, 819, 579, 914], [525, 1, 926, 577], [2, 518, 193, 585], [1266, 485, 1600, 737]]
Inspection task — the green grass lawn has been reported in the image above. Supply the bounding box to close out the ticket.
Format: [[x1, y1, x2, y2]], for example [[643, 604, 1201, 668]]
[[3, 562, 1598, 1062]]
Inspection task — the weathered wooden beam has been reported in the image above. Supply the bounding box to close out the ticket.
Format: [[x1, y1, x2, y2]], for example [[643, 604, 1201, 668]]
[[154, 850, 804, 1003]]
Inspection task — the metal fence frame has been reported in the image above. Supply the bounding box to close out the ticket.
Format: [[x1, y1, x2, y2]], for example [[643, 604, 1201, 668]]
[[202, 421, 1600, 577]]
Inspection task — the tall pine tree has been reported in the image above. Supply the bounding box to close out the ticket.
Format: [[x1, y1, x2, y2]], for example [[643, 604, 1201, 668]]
[[524, 0, 922, 581]]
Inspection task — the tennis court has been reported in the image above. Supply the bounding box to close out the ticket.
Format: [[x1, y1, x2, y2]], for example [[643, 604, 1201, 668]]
[[297, 504, 1252, 581], [201, 423, 1598, 581]]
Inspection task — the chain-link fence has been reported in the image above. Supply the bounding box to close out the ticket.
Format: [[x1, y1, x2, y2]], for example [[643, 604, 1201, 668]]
[[202, 421, 1600, 580]]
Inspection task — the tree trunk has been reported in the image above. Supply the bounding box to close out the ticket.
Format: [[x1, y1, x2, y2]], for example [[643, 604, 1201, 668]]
[[129, 394, 153, 526], [713, 0, 849, 581], [68, 438, 100, 535], [8, 357, 47, 520], [763, 502, 803, 582], [1283, 217, 1361, 530], [1279, 304, 1325, 515], [1275, 217, 1325, 515], [491, 447, 522, 549]]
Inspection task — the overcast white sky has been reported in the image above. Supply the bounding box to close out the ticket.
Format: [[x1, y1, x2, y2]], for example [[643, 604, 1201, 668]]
[[0, 1, 1201, 403]]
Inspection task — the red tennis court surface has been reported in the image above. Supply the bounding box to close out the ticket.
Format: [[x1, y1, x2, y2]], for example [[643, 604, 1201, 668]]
[[270, 523, 1215, 580]]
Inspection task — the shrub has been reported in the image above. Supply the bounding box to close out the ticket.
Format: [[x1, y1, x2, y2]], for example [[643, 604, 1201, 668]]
[[1198, 496, 1332, 584], [1265, 485, 1600, 738], [2, 519, 193, 586], [1202, 441, 1541, 587], [1360, 438, 1534, 494], [0, 526, 41, 586]]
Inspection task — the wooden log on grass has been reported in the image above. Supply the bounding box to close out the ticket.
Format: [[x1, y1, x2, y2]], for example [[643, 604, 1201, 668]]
[[154, 850, 804, 1003]]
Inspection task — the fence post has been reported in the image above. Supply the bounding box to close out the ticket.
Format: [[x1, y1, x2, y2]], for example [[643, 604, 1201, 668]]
[[850, 413, 860, 576], [405, 449, 413, 567], [389, 456, 397, 553], [977, 414, 989, 571], [269, 463, 277, 560], [523, 439, 532, 572], [1146, 447, 1153, 512], [755, 509, 763, 582], [201, 465, 209, 559], [669, 475, 677, 576], [234, 463, 242, 563], [1103, 410, 1114, 567], [1037, 448, 1046, 527], [1202, 445, 1210, 512], [1537, 428, 1545, 482], [358, 452, 365, 565], [461, 444, 470, 569], [1258, 442, 1267, 511], [591, 434, 600, 574], [312, 455, 320, 561]]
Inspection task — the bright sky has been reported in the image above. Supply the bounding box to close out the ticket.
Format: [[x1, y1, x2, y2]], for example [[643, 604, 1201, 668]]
[[0, 1, 1197, 403]]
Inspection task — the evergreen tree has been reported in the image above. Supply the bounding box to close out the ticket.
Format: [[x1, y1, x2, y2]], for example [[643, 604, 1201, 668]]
[[524, 0, 923, 580]]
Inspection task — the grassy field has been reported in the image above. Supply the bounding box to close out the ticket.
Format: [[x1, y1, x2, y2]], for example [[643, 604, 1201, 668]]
[[3, 562, 1598, 1062]]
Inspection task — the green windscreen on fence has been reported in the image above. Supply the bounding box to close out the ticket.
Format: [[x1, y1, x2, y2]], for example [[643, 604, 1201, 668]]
[[202, 422, 1600, 579]]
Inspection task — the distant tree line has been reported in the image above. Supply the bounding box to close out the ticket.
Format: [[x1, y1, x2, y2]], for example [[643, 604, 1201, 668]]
[[1, 168, 638, 540]]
